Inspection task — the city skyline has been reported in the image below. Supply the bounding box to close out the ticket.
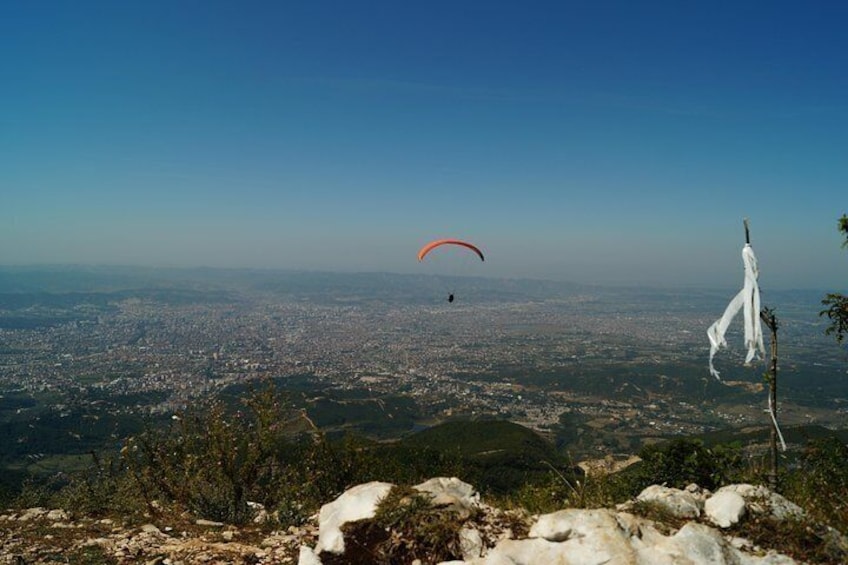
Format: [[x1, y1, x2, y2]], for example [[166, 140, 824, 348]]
[[2, 1, 847, 289]]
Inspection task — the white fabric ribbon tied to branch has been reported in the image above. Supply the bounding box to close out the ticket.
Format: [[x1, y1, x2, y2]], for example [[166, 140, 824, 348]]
[[707, 243, 765, 380], [767, 390, 787, 451], [707, 242, 786, 451]]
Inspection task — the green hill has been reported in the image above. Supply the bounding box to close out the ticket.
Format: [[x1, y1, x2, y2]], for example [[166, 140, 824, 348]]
[[401, 420, 556, 459], [695, 423, 848, 448], [396, 419, 569, 494]]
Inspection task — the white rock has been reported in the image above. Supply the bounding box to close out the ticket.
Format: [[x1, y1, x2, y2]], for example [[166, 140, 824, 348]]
[[729, 536, 755, 551], [459, 526, 484, 559], [636, 485, 703, 518], [18, 507, 47, 521], [705, 490, 746, 528], [474, 537, 572, 564], [46, 509, 69, 521], [715, 484, 804, 521], [741, 552, 800, 564], [631, 522, 742, 564], [528, 508, 636, 563], [246, 501, 271, 524], [416, 481, 788, 565], [671, 523, 739, 563], [529, 510, 573, 542], [297, 545, 323, 565], [314, 481, 393, 555], [466, 505, 803, 565], [141, 523, 163, 534], [195, 519, 225, 527], [414, 477, 480, 509], [81, 537, 110, 547], [685, 483, 710, 495]]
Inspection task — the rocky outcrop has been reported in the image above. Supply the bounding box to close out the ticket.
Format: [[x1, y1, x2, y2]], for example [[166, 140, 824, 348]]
[[1, 480, 844, 564], [633, 483, 704, 518], [0, 506, 317, 564], [299, 480, 843, 565]]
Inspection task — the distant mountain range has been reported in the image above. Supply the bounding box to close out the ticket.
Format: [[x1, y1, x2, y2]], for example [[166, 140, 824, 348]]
[[0, 264, 830, 309]]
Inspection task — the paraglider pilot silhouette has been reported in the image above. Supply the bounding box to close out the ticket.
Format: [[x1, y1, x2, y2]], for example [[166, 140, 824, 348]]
[[417, 239, 484, 304]]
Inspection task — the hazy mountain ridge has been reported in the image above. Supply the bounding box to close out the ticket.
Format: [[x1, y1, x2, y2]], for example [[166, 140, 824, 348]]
[[0, 264, 834, 314]]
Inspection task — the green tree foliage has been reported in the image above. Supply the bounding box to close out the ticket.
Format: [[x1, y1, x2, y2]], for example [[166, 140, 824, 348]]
[[782, 436, 848, 533], [821, 214, 848, 343], [633, 438, 743, 491], [122, 385, 336, 525], [400, 420, 573, 495], [33, 386, 478, 526]]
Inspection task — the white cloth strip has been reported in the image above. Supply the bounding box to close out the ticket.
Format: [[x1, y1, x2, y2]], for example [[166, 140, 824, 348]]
[[707, 244, 765, 379]]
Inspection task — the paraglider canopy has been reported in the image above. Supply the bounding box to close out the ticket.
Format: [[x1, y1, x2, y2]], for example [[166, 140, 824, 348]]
[[417, 238, 485, 304], [417, 239, 485, 262]]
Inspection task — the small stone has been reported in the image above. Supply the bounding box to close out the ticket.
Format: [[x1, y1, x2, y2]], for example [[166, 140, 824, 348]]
[[141, 524, 163, 534], [18, 507, 47, 521], [196, 519, 225, 527], [82, 537, 109, 547], [46, 509, 69, 521]]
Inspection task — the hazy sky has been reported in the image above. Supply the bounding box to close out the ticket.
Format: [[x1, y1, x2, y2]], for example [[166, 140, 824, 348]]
[[2, 1, 846, 289]]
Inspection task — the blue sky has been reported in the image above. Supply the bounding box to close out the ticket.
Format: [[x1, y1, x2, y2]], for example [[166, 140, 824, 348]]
[[2, 1, 846, 289]]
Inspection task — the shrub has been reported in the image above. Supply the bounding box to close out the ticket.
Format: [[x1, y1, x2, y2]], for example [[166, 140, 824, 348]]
[[782, 436, 848, 533], [10, 476, 59, 510], [634, 438, 743, 491], [122, 384, 325, 525], [732, 513, 848, 565], [334, 486, 469, 565], [51, 453, 144, 520]]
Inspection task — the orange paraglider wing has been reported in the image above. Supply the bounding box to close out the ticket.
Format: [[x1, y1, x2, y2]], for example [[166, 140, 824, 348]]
[[417, 239, 485, 262]]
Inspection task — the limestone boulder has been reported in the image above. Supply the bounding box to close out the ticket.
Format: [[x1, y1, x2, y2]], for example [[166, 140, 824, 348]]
[[313, 480, 393, 555], [635, 484, 704, 519], [705, 490, 746, 528]]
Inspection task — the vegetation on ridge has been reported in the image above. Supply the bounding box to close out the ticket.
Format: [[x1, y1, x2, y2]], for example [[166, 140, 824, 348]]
[[4, 382, 847, 564], [820, 213, 848, 343]]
